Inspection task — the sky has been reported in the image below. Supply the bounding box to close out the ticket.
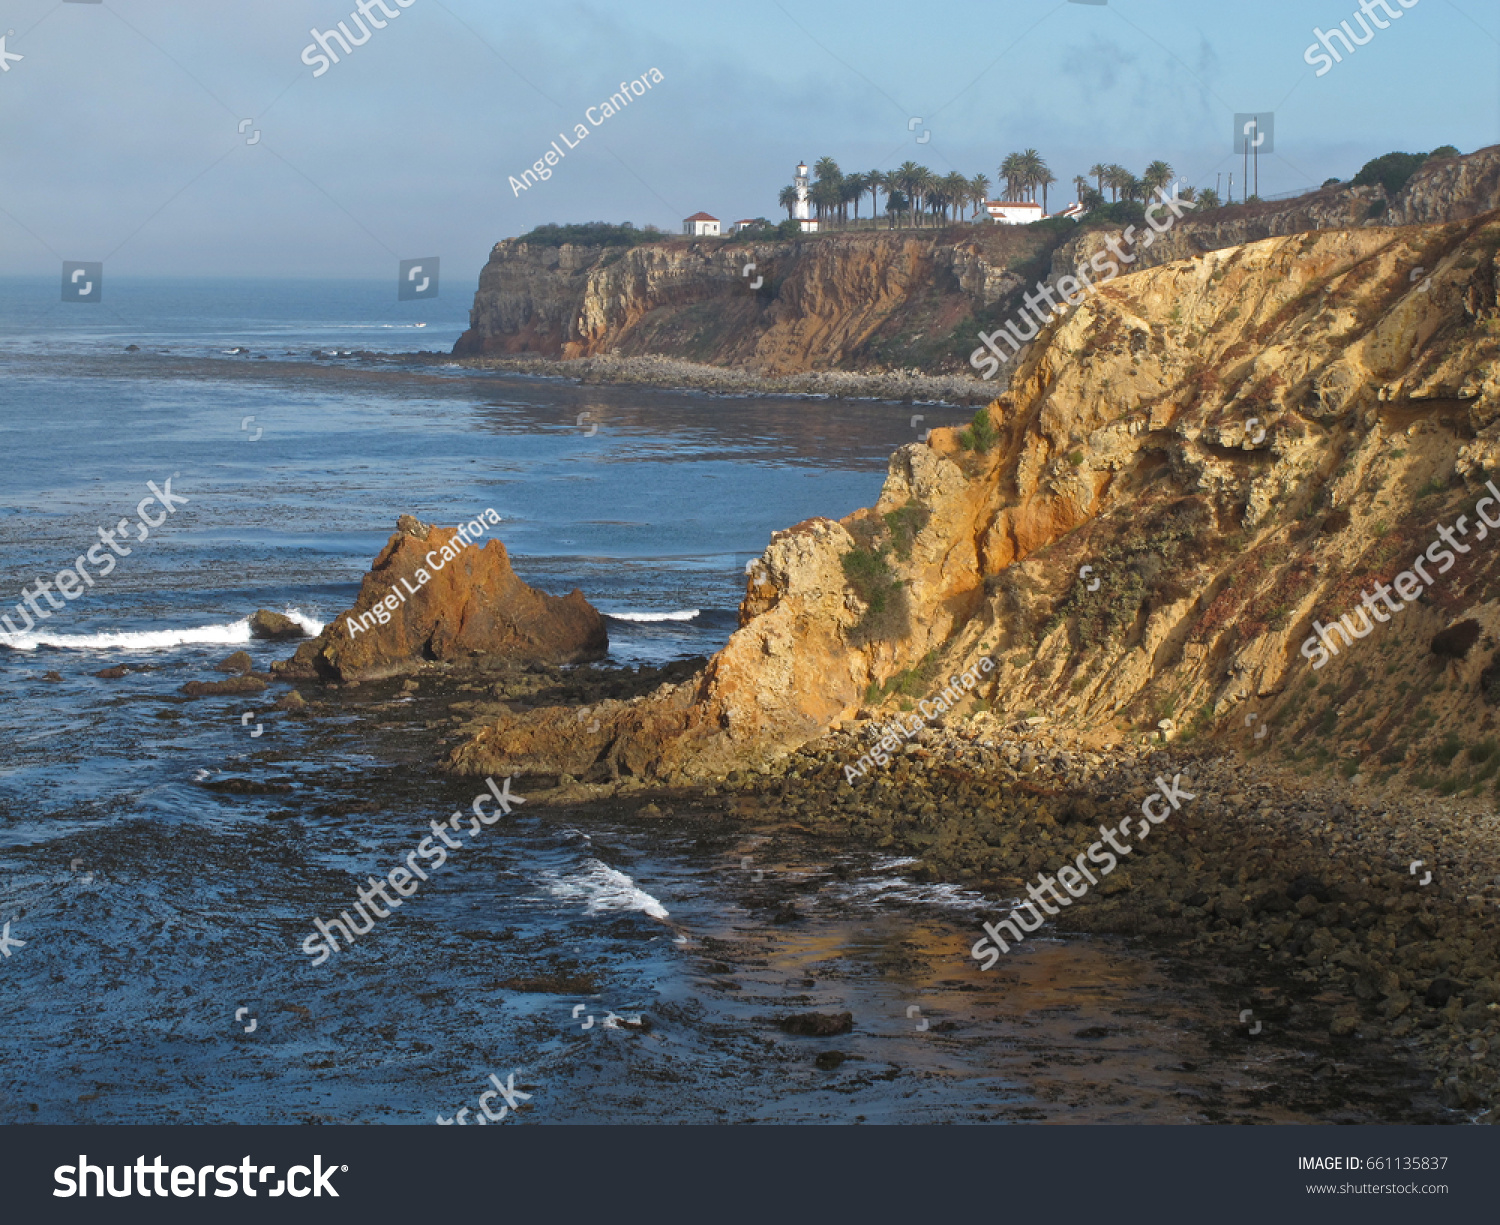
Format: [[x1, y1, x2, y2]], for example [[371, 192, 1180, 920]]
[[0, 0, 1496, 286]]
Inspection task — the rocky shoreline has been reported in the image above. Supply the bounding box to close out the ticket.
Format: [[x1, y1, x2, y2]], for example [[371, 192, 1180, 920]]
[[713, 711, 1500, 1121], [447, 352, 1000, 406], [244, 646, 1500, 1123]]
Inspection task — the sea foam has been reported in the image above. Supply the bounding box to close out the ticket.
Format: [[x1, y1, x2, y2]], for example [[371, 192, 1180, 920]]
[[0, 608, 325, 653]]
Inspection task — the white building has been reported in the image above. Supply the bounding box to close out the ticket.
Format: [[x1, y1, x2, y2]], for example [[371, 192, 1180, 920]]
[[793, 162, 818, 233], [683, 212, 720, 237], [730, 218, 759, 234], [983, 200, 1044, 225]]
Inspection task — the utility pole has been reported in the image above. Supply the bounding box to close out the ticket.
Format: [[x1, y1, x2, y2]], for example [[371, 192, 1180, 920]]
[[1228, 172, 1234, 205]]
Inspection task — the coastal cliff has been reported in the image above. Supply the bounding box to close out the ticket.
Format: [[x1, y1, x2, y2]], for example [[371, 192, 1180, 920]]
[[453, 227, 1047, 376], [454, 146, 1500, 384], [449, 207, 1500, 795]]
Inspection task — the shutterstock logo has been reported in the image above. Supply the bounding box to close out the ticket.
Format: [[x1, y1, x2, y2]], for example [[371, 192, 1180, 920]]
[[54, 1155, 345, 1198]]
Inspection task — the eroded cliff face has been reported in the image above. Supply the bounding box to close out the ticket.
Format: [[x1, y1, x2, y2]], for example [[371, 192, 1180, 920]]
[[453, 229, 1048, 375], [448, 209, 1500, 789]]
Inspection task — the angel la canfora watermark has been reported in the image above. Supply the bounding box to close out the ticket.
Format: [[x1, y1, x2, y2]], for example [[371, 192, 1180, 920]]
[[344, 509, 500, 638], [845, 657, 996, 784], [510, 69, 665, 197]]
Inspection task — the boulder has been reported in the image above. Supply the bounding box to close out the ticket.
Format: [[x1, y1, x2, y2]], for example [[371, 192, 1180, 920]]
[[276, 514, 607, 682], [778, 1011, 854, 1037], [249, 610, 308, 641], [216, 651, 254, 674], [181, 675, 267, 699]]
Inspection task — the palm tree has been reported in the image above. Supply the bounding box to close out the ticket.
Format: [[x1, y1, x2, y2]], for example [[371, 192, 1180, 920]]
[[1080, 186, 1106, 212], [1073, 174, 1089, 202], [813, 157, 842, 226], [969, 173, 991, 219], [1142, 160, 1174, 197], [1035, 166, 1056, 214], [915, 167, 936, 227], [843, 172, 867, 225], [778, 185, 797, 220], [1197, 188, 1221, 210], [925, 178, 947, 224], [1089, 163, 1107, 195], [1000, 152, 1023, 200], [906, 165, 926, 226], [894, 162, 922, 228], [904, 163, 933, 228], [866, 171, 885, 225], [1104, 164, 1130, 202], [1020, 149, 1047, 204], [940, 171, 969, 225]]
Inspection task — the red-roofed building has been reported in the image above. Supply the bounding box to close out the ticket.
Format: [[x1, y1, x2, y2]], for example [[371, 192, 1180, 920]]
[[683, 212, 721, 237], [984, 200, 1044, 225]]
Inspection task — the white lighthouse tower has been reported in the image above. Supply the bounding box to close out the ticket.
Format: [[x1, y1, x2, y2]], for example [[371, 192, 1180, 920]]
[[793, 161, 818, 233]]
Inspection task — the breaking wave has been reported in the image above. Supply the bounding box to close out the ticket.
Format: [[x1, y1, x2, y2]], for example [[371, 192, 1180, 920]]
[[0, 608, 325, 653], [540, 858, 670, 920]]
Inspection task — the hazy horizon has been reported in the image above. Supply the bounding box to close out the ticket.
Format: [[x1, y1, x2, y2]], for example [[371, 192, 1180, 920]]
[[1, 0, 1496, 290]]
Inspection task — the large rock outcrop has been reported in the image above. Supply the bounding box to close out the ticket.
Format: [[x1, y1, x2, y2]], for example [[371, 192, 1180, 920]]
[[278, 515, 607, 682], [447, 207, 1500, 788], [452, 228, 1051, 374]]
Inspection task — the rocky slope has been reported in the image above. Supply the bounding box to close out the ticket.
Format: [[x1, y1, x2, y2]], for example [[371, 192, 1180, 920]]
[[1047, 146, 1500, 292], [447, 207, 1500, 797]]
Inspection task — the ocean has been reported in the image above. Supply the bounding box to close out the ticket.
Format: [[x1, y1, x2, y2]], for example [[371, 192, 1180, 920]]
[[0, 278, 1429, 1124]]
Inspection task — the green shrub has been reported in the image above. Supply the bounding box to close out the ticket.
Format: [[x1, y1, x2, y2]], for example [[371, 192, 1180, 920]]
[[883, 501, 931, 561], [1081, 201, 1147, 229], [1352, 152, 1430, 195], [841, 546, 909, 645], [1433, 733, 1464, 767], [516, 221, 661, 248], [957, 407, 999, 454]]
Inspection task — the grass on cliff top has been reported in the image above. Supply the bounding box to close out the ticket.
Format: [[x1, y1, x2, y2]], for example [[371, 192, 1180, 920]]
[[515, 221, 664, 248]]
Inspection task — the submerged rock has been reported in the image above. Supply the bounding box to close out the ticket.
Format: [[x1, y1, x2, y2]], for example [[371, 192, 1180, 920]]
[[276, 515, 607, 682], [181, 675, 267, 698], [249, 610, 308, 641], [779, 1011, 854, 1037]]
